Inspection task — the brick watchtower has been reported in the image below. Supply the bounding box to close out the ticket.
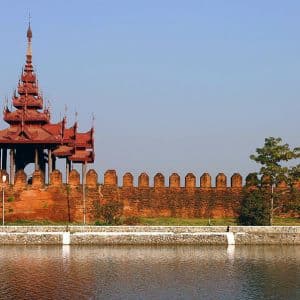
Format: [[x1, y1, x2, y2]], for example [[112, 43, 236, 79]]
[[0, 23, 95, 184]]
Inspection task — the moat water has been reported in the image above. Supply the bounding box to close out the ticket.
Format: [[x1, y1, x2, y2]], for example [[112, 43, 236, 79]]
[[0, 245, 299, 299]]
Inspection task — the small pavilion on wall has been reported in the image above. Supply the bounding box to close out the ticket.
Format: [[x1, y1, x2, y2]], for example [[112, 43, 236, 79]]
[[0, 23, 95, 184]]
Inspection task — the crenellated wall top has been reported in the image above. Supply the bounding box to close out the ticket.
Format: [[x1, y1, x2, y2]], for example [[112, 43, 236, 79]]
[[0, 169, 245, 188], [2, 169, 300, 190]]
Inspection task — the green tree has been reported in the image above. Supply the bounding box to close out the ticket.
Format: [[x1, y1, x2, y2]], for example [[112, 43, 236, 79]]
[[245, 172, 260, 187], [238, 188, 270, 225], [250, 137, 300, 225]]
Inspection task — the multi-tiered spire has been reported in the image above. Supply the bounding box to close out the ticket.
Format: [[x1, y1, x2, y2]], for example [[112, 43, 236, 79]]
[[4, 22, 50, 126]]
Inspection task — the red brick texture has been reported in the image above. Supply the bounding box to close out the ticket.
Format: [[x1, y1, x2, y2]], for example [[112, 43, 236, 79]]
[[0, 169, 298, 223]]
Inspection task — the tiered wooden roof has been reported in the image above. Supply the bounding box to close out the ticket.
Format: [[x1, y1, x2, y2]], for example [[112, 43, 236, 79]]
[[0, 24, 94, 163]]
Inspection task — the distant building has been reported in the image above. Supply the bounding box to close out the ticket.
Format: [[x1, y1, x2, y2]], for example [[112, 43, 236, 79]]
[[0, 23, 95, 184]]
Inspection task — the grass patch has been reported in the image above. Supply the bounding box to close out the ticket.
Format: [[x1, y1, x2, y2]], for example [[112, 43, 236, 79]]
[[139, 217, 299, 226], [94, 220, 107, 226], [273, 217, 300, 226], [139, 217, 237, 226], [5, 220, 80, 226], [3, 217, 299, 226]]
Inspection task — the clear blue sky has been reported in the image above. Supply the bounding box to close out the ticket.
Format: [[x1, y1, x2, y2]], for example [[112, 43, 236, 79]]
[[1, 1, 300, 183]]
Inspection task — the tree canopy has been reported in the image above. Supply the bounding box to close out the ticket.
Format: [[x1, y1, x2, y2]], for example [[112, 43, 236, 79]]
[[250, 137, 300, 186], [249, 137, 300, 225]]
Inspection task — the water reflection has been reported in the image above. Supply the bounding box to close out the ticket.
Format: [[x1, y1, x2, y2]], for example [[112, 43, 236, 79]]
[[227, 244, 235, 261], [0, 245, 299, 299]]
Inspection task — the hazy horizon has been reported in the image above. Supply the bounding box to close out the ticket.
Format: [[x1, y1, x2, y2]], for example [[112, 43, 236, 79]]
[[1, 1, 300, 183]]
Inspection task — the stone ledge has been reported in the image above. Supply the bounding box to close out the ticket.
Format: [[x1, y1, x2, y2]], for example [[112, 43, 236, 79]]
[[0, 226, 298, 245]]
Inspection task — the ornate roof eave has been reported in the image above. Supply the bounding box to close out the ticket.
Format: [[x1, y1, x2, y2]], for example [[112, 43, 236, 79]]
[[52, 145, 74, 157], [13, 97, 43, 109], [0, 139, 62, 145]]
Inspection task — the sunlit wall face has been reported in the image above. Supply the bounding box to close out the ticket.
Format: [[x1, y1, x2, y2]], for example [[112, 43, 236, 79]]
[[1, 1, 300, 181]]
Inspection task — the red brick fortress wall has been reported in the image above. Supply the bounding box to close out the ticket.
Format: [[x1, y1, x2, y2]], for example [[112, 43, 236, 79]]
[[0, 169, 297, 223], [103, 170, 242, 218]]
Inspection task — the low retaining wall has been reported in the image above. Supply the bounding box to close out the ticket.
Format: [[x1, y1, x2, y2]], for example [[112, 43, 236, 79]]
[[0, 226, 299, 245]]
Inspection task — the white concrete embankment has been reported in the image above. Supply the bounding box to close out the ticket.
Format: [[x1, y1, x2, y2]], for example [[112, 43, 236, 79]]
[[0, 226, 298, 245]]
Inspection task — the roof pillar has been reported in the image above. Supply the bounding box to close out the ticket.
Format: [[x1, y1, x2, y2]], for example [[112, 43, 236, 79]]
[[9, 149, 15, 184], [66, 158, 71, 183], [2, 149, 7, 171], [48, 149, 52, 184], [34, 148, 39, 171]]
